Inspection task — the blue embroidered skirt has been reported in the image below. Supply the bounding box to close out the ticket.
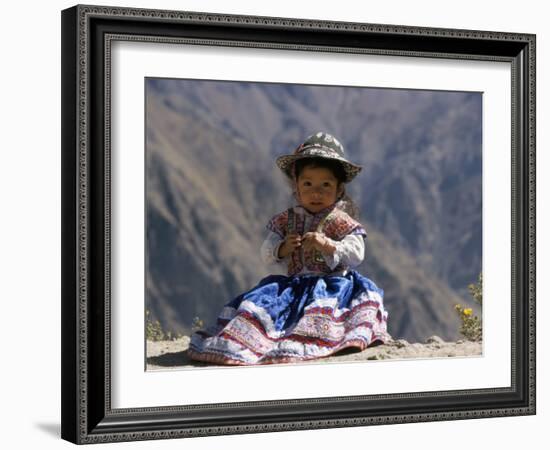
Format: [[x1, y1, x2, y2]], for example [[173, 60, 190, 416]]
[[188, 270, 390, 365]]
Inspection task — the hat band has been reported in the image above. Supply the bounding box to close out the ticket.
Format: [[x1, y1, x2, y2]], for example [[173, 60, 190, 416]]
[[295, 145, 346, 160]]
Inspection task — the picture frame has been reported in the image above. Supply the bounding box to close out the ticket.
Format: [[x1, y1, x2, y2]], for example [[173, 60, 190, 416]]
[[61, 4, 536, 444]]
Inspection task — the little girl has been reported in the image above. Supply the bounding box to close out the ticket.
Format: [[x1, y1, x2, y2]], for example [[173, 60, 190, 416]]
[[188, 132, 390, 365]]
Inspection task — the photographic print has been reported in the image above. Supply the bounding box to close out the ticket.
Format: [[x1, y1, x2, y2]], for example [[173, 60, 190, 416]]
[[144, 78, 483, 370], [62, 5, 534, 443]]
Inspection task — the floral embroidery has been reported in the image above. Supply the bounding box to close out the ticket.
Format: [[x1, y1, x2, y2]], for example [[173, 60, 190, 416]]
[[188, 291, 389, 366], [267, 206, 366, 276]]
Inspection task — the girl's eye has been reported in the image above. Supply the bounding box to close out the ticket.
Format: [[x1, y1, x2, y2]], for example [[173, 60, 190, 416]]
[[323, 182, 332, 187], [303, 181, 312, 187]]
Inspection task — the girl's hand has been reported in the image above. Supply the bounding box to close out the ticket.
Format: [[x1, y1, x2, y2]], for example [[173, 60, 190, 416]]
[[277, 233, 302, 258], [302, 232, 336, 255]]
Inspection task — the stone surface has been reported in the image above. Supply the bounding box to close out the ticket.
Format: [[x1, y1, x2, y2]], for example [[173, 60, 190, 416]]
[[426, 335, 446, 345]]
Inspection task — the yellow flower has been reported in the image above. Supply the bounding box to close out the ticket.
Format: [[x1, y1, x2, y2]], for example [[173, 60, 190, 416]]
[[463, 308, 473, 316]]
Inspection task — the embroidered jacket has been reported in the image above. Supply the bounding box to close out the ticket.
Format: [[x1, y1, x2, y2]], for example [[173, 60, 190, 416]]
[[262, 203, 367, 276]]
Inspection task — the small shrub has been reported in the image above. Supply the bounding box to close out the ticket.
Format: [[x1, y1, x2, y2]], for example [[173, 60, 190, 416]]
[[468, 273, 483, 306], [145, 310, 184, 342], [454, 273, 482, 342], [191, 316, 204, 333]]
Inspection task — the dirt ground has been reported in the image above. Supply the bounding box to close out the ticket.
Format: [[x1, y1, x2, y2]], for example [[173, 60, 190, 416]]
[[146, 335, 482, 371]]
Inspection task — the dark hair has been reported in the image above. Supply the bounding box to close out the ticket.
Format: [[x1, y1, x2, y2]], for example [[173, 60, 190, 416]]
[[293, 157, 347, 184]]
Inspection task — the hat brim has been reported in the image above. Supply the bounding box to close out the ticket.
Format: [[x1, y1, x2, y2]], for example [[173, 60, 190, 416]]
[[276, 153, 362, 183]]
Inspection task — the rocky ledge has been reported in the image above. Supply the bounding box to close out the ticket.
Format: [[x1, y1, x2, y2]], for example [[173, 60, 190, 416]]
[[146, 336, 482, 371]]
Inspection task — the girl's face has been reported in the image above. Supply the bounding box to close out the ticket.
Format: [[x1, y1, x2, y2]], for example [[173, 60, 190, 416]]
[[295, 165, 344, 214]]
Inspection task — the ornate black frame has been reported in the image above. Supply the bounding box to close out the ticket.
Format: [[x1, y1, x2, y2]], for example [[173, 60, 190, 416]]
[[61, 4, 536, 444]]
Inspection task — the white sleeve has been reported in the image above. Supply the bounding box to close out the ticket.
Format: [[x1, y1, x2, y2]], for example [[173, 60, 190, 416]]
[[260, 231, 288, 274], [323, 234, 365, 270]]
